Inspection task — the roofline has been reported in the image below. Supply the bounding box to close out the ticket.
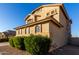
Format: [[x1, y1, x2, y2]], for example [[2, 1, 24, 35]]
[[24, 4, 70, 22], [15, 15, 63, 30], [31, 4, 64, 14], [24, 4, 64, 21]]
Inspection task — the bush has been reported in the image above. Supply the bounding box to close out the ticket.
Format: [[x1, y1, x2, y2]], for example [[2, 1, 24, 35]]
[[0, 38, 9, 42], [13, 36, 25, 50], [9, 37, 15, 47], [9, 36, 25, 50], [9, 35, 51, 55], [24, 34, 50, 55]]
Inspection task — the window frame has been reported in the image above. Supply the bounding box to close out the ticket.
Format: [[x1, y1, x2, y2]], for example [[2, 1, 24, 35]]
[[35, 24, 42, 33], [20, 29, 22, 34], [17, 30, 20, 35], [27, 19, 33, 24], [25, 28, 27, 34], [27, 27, 30, 34]]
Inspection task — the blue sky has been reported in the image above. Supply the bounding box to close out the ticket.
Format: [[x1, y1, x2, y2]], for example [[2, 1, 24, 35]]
[[0, 3, 79, 37]]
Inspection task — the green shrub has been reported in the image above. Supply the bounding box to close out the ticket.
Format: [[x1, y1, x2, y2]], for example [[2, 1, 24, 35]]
[[9, 36, 25, 50], [9, 37, 15, 47], [13, 36, 25, 50], [24, 34, 50, 55]]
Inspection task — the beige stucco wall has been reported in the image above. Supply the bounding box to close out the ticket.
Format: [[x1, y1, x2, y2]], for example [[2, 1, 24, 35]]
[[59, 7, 71, 40], [26, 7, 60, 23], [34, 7, 60, 21], [49, 7, 71, 51], [49, 21, 66, 50], [16, 22, 50, 37]]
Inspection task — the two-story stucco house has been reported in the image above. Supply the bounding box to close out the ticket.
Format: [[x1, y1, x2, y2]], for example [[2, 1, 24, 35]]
[[15, 4, 72, 51]]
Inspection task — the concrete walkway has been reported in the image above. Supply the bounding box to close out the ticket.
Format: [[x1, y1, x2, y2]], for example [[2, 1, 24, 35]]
[[0, 42, 9, 46]]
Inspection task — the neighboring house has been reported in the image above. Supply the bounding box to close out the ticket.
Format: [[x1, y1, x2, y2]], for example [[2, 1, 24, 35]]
[[0, 32, 7, 39], [0, 30, 16, 39], [15, 4, 72, 51]]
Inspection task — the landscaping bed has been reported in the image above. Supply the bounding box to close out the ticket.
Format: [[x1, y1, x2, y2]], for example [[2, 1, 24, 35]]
[[0, 45, 30, 55]]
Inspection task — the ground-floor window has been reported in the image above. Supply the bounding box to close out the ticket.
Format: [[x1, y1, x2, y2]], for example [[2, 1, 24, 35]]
[[35, 24, 42, 33], [17, 30, 20, 35], [20, 29, 22, 34], [24, 27, 30, 34], [17, 29, 22, 35], [25, 28, 27, 34], [27, 27, 30, 34]]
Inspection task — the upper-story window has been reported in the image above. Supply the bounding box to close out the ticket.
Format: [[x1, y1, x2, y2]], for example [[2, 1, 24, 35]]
[[51, 9, 57, 15], [46, 9, 57, 17], [46, 12, 50, 16], [35, 15, 41, 22], [51, 10, 54, 14], [35, 25, 41, 33], [27, 19, 33, 24]]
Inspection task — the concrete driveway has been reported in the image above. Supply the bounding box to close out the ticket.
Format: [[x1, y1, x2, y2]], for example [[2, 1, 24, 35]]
[[52, 45, 79, 55], [0, 42, 28, 55]]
